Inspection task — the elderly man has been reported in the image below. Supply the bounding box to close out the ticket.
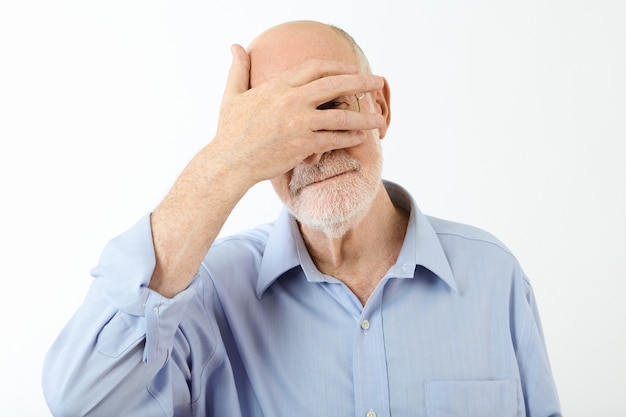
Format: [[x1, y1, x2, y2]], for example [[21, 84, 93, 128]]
[[43, 20, 561, 416]]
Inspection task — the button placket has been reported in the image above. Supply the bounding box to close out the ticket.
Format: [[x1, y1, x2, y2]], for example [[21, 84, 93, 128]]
[[354, 293, 390, 417]]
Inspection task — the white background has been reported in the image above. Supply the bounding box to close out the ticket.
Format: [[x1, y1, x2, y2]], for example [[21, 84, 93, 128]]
[[1, 1, 624, 415]]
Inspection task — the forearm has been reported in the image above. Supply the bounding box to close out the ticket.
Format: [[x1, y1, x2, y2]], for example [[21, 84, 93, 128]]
[[149, 141, 252, 298]]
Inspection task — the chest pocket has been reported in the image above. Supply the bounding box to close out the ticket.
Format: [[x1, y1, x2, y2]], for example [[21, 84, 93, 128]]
[[425, 379, 518, 417]]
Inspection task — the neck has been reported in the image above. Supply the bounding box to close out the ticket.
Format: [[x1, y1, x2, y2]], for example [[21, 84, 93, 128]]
[[299, 183, 409, 305]]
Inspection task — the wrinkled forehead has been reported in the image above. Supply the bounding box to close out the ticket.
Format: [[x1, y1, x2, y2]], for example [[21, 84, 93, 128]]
[[247, 21, 359, 87]]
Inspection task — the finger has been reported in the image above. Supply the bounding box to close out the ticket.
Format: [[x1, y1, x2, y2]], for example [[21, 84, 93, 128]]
[[305, 73, 385, 105], [223, 44, 251, 99], [308, 109, 385, 133], [281, 59, 359, 87], [310, 130, 369, 154]]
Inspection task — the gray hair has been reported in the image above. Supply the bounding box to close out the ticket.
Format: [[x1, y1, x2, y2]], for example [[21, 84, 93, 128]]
[[329, 25, 372, 74]]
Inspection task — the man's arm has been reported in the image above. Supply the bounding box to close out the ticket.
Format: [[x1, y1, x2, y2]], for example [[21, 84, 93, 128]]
[[43, 45, 384, 415], [516, 276, 562, 416]]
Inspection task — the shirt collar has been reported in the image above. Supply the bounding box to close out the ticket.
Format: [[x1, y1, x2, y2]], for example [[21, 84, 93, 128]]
[[256, 180, 458, 298]]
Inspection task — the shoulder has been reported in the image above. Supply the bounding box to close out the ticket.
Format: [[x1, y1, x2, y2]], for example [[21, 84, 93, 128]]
[[425, 216, 531, 299], [426, 216, 512, 255], [204, 222, 274, 269], [426, 215, 516, 259]]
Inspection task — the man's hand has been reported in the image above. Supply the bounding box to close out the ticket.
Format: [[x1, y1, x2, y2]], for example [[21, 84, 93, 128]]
[[211, 44, 386, 188]]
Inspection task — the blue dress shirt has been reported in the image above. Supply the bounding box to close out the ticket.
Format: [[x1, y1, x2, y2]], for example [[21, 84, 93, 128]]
[[42, 181, 561, 417]]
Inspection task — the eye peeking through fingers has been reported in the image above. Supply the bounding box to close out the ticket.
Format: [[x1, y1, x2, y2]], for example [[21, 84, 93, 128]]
[[317, 100, 345, 110], [316, 95, 362, 112]]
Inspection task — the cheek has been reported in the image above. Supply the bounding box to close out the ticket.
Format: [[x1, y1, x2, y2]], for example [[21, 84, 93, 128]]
[[351, 135, 382, 163]]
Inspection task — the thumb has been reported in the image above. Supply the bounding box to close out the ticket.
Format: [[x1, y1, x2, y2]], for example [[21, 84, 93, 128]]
[[223, 44, 251, 99]]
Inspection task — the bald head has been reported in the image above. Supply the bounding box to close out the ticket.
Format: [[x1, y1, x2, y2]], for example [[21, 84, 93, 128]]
[[247, 20, 371, 87]]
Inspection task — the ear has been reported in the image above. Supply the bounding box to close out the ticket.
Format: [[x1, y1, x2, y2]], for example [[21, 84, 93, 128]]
[[373, 76, 391, 139]]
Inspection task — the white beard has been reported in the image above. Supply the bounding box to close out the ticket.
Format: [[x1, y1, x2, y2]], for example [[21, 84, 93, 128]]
[[284, 145, 383, 238]]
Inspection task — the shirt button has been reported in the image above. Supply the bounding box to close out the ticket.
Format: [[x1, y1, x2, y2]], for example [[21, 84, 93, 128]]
[[360, 319, 370, 331], [366, 410, 377, 417]]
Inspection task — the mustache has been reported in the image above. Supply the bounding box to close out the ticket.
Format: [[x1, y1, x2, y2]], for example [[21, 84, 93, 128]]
[[289, 152, 362, 195]]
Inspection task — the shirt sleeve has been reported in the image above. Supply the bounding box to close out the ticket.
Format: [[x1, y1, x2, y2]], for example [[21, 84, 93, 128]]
[[42, 214, 200, 417], [514, 275, 562, 417]]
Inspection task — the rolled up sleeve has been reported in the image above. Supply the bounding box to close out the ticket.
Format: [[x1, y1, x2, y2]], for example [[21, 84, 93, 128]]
[[42, 214, 199, 416]]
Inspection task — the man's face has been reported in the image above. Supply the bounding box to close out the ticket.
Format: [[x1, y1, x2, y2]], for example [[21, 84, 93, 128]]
[[248, 22, 386, 237]]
